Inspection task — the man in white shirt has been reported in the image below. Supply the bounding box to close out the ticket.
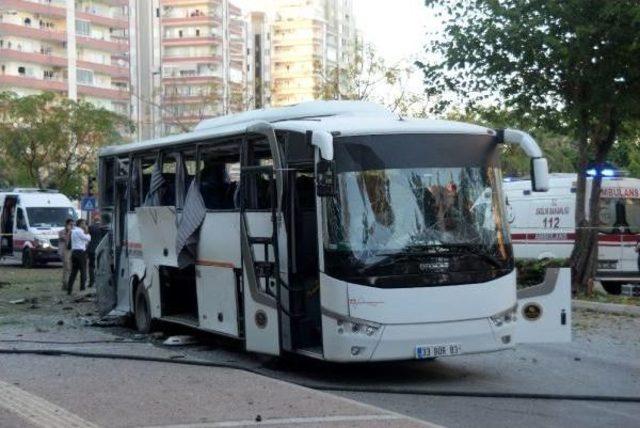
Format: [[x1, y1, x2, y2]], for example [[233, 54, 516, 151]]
[[66, 219, 91, 295]]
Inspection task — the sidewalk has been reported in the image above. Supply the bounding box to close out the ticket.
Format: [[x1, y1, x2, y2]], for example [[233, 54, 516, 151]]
[[0, 328, 435, 428]]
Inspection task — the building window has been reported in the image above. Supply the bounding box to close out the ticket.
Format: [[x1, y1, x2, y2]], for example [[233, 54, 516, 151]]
[[18, 66, 25, 76], [76, 20, 91, 36], [77, 69, 94, 85], [24, 18, 31, 26], [195, 29, 200, 36]]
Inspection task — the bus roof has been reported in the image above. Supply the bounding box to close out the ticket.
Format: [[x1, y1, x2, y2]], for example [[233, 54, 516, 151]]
[[100, 101, 495, 158]]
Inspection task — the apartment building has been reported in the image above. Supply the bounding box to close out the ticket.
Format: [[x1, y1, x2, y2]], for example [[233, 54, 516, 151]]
[[246, 0, 359, 107], [157, 0, 246, 134], [0, 0, 131, 117]]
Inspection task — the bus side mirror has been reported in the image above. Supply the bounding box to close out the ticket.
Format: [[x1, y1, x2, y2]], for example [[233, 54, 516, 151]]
[[531, 157, 550, 192], [317, 159, 336, 197]]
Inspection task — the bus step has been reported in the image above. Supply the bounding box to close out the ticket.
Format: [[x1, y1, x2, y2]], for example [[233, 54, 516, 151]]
[[249, 237, 273, 245]]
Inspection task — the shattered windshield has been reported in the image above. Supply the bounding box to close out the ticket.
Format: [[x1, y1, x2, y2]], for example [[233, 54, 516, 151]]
[[322, 134, 513, 287]]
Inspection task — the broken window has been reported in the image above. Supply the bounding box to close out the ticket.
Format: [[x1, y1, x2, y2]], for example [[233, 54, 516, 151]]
[[198, 140, 240, 210]]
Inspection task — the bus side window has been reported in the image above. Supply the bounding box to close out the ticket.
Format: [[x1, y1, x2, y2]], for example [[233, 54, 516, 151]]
[[140, 157, 155, 204], [198, 141, 241, 210], [100, 157, 115, 208], [16, 208, 27, 230], [243, 138, 274, 211], [161, 155, 177, 207], [176, 151, 197, 209]]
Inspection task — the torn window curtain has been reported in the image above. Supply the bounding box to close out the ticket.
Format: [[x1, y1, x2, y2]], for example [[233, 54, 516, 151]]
[[144, 158, 165, 207], [130, 158, 141, 208], [176, 179, 206, 268]]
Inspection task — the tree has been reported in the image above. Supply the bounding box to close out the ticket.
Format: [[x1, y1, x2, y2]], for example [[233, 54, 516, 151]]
[[417, 0, 640, 294], [448, 107, 578, 176], [317, 44, 429, 117], [0, 92, 133, 197]]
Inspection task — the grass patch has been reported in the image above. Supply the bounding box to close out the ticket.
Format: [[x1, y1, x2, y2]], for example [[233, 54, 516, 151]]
[[576, 292, 639, 306]]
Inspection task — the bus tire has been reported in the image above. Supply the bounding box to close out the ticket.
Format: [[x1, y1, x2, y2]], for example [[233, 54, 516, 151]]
[[601, 282, 622, 295], [134, 286, 154, 333], [22, 248, 34, 269]]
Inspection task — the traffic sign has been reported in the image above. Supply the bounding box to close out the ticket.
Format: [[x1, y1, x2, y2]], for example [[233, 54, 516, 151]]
[[81, 196, 97, 212]]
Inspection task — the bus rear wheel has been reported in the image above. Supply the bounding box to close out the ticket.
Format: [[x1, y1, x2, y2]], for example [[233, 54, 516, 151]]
[[134, 286, 154, 333], [601, 282, 622, 295]]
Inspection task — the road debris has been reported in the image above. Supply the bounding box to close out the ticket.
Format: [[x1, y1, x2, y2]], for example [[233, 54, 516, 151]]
[[163, 335, 198, 346], [9, 299, 26, 305]]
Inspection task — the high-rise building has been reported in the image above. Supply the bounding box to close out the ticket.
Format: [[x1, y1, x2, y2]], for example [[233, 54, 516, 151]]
[[245, 10, 270, 109], [0, 0, 132, 117], [154, 0, 247, 135], [246, 0, 360, 107]]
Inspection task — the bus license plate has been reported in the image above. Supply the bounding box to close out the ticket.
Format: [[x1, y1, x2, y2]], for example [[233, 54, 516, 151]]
[[415, 344, 462, 359]]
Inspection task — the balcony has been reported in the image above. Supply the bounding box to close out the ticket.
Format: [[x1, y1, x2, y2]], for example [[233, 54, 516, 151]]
[[163, 54, 222, 64], [76, 34, 129, 53], [162, 94, 219, 105], [0, 74, 66, 92], [78, 84, 129, 101], [0, 48, 67, 68], [0, 22, 66, 43], [76, 10, 128, 29], [162, 74, 222, 84], [77, 60, 129, 79], [162, 13, 222, 27], [0, 0, 66, 19], [161, 0, 221, 5], [162, 36, 221, 47]]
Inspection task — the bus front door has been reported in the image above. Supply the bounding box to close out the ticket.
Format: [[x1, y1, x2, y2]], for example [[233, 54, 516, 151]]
[[240, 125, 287, 356]]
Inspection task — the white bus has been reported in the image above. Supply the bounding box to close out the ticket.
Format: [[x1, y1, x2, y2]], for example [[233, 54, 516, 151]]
[[95, 101, 570, 362], [1, 189, 77, 267], [504, 173, 640, 294]]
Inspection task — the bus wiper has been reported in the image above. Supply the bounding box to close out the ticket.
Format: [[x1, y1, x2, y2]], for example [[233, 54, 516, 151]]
[[444, 244, 504, 269], [359, 253, 419, 273]]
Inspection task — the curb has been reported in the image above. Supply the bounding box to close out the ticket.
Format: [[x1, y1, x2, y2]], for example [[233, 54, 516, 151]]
[[573, 300, 640, 316]]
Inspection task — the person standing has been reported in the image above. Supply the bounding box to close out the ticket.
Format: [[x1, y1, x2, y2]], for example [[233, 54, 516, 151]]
[[67, 219, 91, 295], [58, 219, 74, 290]]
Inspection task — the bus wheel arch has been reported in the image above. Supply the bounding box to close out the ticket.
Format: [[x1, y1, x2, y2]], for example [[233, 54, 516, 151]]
[[132, 276, 154, 333]]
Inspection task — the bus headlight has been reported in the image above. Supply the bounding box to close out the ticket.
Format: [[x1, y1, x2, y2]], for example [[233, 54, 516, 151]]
[[336, 318, 380, 337], [490, 305, 517, 327]]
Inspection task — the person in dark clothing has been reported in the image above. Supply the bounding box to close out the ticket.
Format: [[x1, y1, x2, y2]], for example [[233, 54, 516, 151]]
[[67, 219, 91, 295]]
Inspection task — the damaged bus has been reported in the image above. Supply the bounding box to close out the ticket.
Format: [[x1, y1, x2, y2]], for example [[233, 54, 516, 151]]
[[96, 101, 571, 362]]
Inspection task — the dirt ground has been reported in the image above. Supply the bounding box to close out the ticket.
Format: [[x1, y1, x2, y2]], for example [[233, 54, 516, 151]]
[[0, 261, 97, 330]]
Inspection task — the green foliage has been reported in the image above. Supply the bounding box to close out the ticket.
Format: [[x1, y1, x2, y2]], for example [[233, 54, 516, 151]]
[[418, 0, 640, 292], [448, 107, 578, 176], [516, 258, 570, 287], [0, 92, 133, 197]]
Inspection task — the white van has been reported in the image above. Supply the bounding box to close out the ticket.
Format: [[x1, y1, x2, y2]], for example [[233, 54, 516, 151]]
[[0, 189, 77, 267], [504, 173, 640, 294]]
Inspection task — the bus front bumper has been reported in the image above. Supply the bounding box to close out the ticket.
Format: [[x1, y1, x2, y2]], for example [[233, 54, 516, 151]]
[[321, 314, 515, 362]]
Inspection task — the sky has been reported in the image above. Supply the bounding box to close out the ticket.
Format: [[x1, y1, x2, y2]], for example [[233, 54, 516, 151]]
[[352, 0, 436, 63]]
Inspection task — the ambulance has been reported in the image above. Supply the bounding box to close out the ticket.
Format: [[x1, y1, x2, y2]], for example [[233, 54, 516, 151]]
[[0, 189, 77, 267], [504, 172, 640, 294]]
